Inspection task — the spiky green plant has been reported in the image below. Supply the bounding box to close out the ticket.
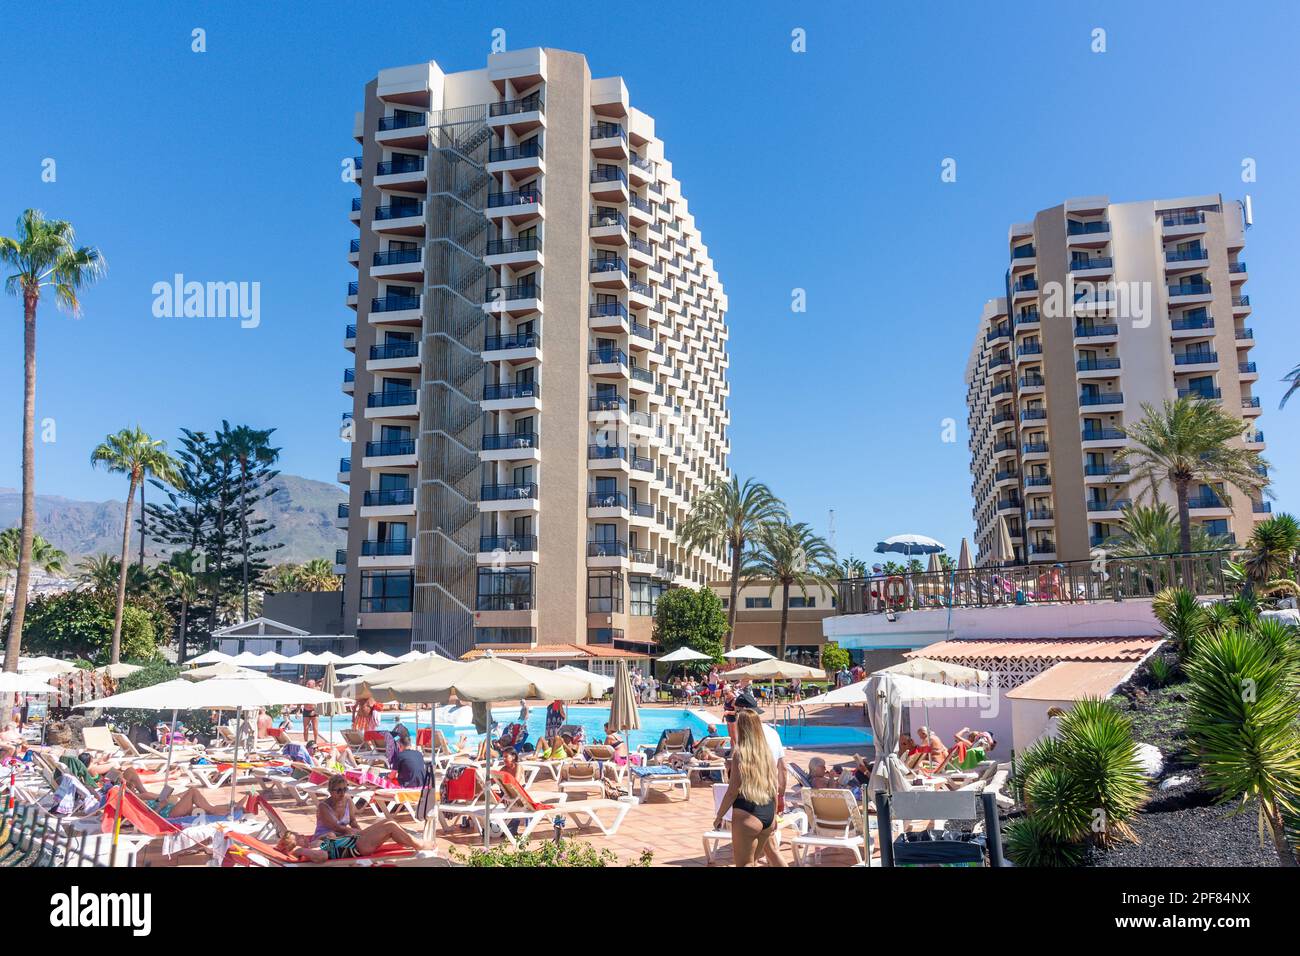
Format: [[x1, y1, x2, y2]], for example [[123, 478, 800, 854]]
[[1151, 587, 1208, 659], [1147, 656, 1173, 688], [1184, 627, 1300, 867], [1055, 698, 1148, 845], [1011, 735, 1067, 804], [1004, 815, 1087, 868]]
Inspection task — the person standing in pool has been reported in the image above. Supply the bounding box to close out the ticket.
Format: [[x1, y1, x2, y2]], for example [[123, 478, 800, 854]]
[[300, 679, 320, 743], [544, 698, 566, 739]]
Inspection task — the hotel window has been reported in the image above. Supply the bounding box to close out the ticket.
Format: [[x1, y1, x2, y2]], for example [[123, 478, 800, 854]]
[[788, 596, 816, 609], [629, 575, 666, 616], [745, 596, 772, 609], [587, 571, 624, 614], [476, 568, 534, 611], [475, 627, 534, 645], [360, 571, 412, 613]]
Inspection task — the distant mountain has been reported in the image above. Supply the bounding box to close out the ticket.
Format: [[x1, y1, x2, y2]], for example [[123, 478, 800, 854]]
[[0, 474, 346, 566]]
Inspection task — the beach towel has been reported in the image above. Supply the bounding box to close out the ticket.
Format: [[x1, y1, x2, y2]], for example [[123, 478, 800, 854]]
[[630, 764, 683, 778]]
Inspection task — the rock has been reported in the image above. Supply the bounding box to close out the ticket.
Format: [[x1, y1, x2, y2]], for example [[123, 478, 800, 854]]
[[1134, 743, 1164, 778], [1158, 774, 1193, 791]]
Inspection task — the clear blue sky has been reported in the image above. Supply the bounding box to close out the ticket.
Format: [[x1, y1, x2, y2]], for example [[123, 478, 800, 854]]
[[1, 0, 1296, 560]]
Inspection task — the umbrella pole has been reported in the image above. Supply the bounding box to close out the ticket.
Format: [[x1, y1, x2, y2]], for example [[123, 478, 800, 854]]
[[483, 699, 492, 849], [427, 704, 439, 845], [228, 706, 241, 813], [162, 708, 178, 784]]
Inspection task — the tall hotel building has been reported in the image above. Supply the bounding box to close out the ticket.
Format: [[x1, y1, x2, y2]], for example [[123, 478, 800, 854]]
[[336, 49, 732, 659], [965, 195, 1268, 566]]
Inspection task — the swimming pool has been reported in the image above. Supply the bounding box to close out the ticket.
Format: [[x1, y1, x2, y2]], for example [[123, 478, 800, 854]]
[[289, 705, 872, 750]]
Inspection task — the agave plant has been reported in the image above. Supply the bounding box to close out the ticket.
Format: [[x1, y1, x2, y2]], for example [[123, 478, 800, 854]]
[[1184, 627, 1300, 867], [1151, 587, 1209, 659], [1012, 735, 1067, 805], [1241, 514, 1300, 592], [1004, 815, 1087, 868], [1055, 698, 1148, 846]]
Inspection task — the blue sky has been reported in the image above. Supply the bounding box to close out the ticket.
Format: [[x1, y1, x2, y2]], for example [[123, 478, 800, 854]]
[[1, 0, 1296, 561]]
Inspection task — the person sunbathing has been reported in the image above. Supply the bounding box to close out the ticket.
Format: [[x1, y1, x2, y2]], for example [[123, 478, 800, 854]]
[[907, 727, 948, 772], [806, 757, 840, 789], [1, 723, 23, 762], [275, 820, 434, 862], [829, 754, 872, 788]]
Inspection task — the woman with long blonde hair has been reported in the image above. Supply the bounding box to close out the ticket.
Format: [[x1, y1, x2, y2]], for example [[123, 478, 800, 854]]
[[713, 709, 779, 866]]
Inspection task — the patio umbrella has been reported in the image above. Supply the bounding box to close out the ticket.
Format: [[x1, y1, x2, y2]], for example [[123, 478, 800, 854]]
[[874, 534, 946, 558], [182, 662, 266, 680], [314, 651, 349, 665], [382, 655, 592, 847], [880, 658, 991, 688], [957, 538, 973, 571], [722, 645, 774, 661], [284, 651, 323, 665], [187, 650, 232, 666], [363, 653, 459, 701], [337, 664, 378, 677], [657, 647, 711, 663], [17, 656, 77, 674], [996, 517, 1015, 567], [395, 650, 428, 662], [95, 663, 143, 680], [725, 658, 826, 706], [0, 672, 60, 694], [317, 662, 349, 719], [368, 652, 398, 665], [553, 665, 614, 698], [864, 674, 909, 799], [607, 659, 640, 788]]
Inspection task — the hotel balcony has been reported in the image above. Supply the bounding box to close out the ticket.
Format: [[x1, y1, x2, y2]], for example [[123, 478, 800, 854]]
[[1177, 386, 1222, 403], [349, 197, 361, 224], [1019, 408, 1047, 423], [333, 550, 347, 575], [1160, 210, 1206, 238], [1015, 308, 1041, 330], [1253, 501, 1274, 516], [335, 503, 349, 530], [589, 347, 628, 377], [375, 110, 429, 149], [1170, 314, 1214, 339], [628, 193, 655, 227], [988, 355, 1012, 371], [479, 482, 539, 514], [365, 387, 418, 419], [1019, 374, 1045, 395], [477, 534, 539, 565], [368, 293, 422, 326], [487, 95, 545, 135], [1086, 498, 1132, 519], [358, 538, 414, 569], [1083, 463, 1129, 484], [589, 122, 628, 160], [347, 281, 358, 308], [587, 491, 628, 518], [628, 365, 655, 396], [587, 539, 629, 569], [993, 469, 1019, 489], [361, 486, 415, 518], [1079, 391, 1124, 411], [1242, 396, 1262, 417], [1232, 295, 1251, 315], [481, 430, 539, 463], [1025, 508, 1054, 528], [487, 140, 544, 177], [1073, 322, 1119, 344], [1239, 361, 1259, 382], [1066, 219, 1110, 246], [348, 238, 360, 265], [1244, 430, 1265, 450], [1014, 342, 1042, 365], [1235, 326, 1255, 346], [363, 438, 417, 469], [588, 300, 629, 334], [342, 367, 355, 394], [1167, 281, 1213, 306], [1010, 278, 1038, 302], [1081, 427, 1127, 449], [1071, 290, 1116, 316], [589, 166, 629, 203], [1163, 247, 1209, 273], [1076, 357, 1121, 378], [371, 202, 425, 236], [371, 247, 424, 282], [588, 444, 630, 474], [482, 381, 541, 413], [1172, 351, 1218, 373], [589, 210, 628, 247], [374, 155, 427, 193], [344, 324, 357, 350], [485, 236, 543, 270], [588, 394, 628, 423], [482, 330, 541, 363], [1022, 441, 1049, 460], [1069, 256, 1113, 277], [1009, 245, 1036, 272], [337, 457, 351, 483], [1028, 541, 1058, 561], [484, 281, 542, 316], [986, 323, 1012, 345], [367, 340, 420, 372], [486, 187, 543, 225], [590, 255, 629, 289], [1187, 494, 1232, 517], [1228, 261, 1248, 283]]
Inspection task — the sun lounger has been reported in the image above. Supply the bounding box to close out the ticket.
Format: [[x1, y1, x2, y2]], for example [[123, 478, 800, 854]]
[[468, 772, 631, 847], [557, 761, 605, 797], [791, 789, 876, 867], [630, 764, 690, 802], [218, 828, 437, 867], [701, 782, 808, 865]]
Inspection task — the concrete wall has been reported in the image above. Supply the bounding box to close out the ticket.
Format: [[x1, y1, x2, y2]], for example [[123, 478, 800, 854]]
[[263, 591, 345, 636]]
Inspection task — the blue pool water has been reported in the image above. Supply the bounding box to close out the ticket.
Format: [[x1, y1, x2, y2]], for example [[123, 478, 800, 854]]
[[289, 705, 872, 750]]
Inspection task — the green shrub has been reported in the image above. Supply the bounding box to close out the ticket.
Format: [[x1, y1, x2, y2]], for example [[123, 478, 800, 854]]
[[451, 838, 652, 867], [820, 642, 852, 673], [1004, 815, 1086, 868], [1147, 656, 1172, 687], [101, 660, 214, 740]]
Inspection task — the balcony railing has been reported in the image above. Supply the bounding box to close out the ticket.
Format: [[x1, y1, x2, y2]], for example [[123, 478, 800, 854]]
[[1087, 498, 1131, 512], [374, 202, 423, 220], [1025, 509, 1054, 521], [1012, 279, 1038, 293], [629, 321, 655, 342], [1022, 442, 1049, 454], [590, 210, 627, 229], [588, 444, 627, 460], [630, 548, 655, 564], [1171, 315, 1213, 331], [373, 248, 422, 267], [1174, 352, 1217, 365], [588, 540, 628, 558], [488, 142, 541, 163], [1084, 463, 1128, 477], [348, 281, 359, 296], [1067, 220, 1110, 235], [1165, 248, 1207, 263], [630, 279, 653, 297], [1162, 211, 1205, 227], [1082, 427, 1125, 441], [484, 382, 539, 401], [1178, 387, 1221, 400], [588, 395, 626, 412], [337, 503, 349, 518], [1075, 323, 1118, 337], [376, 157, 425, 176], [1016, 309, 1041, 325], [631, 502, 654, 518], [481, 482, 537, 501], [351, 197, 362, 212], [487, 188, 542, 208], [1253, 501, 1273, 513], [632, 454, 654, 472], [1243, 396, 1261, 408], [590, 167, 627, 185], [590, 122, 626, 140], [378, 111, 426, 131], [336, 549, 347, 565], [349, 238, 360, 253], [1019, 375, 1045, 389], [366, 439, 414, 457], [590, 256, 628, 275], [370, 341, 418, 360], [482, 432, 537, 451], [630, 366, 654, 384], [486, 237, 541, 257], [1239, 362, 1257, 374], [339, 458, 351, 473], [1070, 256, 1113, 270], [588, 491, 627, 509], [367, 388, 417, 408], [986, 324, 1012, 342], [1228, 262, 1247, 274], [475, 594, 534, 612], [484, 332, 540, 351], [1168, 283, 1212, 296], [1187, 495, 1226, 509], [1019, 409, 1046, 421], [1236, 327, 1254, 340], [489, 95, 543, 117], [1247, 431, 1264, 443], [361, 539, 413, 556], [343, 368, 355, 383], [589, 348, 628, 366], [1079, 392, 1124, 406], [836, 549, 1236, 614], [480, 535, 537, 552], [1233, 296, 1250, 308], [371, 294, 420, 313], [1011, 245, 1036, 259], [364, 488, 414, 507], [588, 301, 628, 320], [345, 324, 357, 339], [1024, 476, 1052, 487], [485, 282, 539, 302], [1077, 358, 1121, 371]]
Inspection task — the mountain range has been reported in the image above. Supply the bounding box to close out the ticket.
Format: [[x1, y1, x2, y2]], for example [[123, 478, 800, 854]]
[[0, 474, 346, 567]]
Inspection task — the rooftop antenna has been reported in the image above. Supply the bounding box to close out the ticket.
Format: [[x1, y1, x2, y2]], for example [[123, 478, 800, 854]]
[[1243, 194, 1254, 229]]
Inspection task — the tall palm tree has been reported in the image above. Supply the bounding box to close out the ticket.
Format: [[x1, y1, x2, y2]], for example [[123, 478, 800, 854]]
[[0, 529, 66, 635], [0, 210, 103, 672], [218, 422, 280, 620], [1115, 397, 1269, 554], [155, 552, 200, 665], [835, 555, 867, 580], [90, 427, 182, 664], [678, 477, 787, 651], [1282, 362, 1299, 409], [297, 558, 342, 592], [742, 520, 837, 661]]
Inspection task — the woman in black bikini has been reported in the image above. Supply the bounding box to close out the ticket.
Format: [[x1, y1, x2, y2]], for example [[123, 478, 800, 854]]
[[713, 709, 779, 866]]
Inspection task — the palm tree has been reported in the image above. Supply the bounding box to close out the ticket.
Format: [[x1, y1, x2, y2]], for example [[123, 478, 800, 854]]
[[218, 423, 280, 620], [261, 563, 302, 594], [835, 555, 867, 580], [155, 552, 200, 665], [742, 520, 837, 661], [1115, 397, 1269, 555], [1, 210, 104, 672], [677, 477, 787, 651], [1241, 514, 1300, 592], [297, 558, 341, 592], [1282, 362, 1299, 409], [90, 427, 182, 664], [0, 529, 66, 635], [1103, 502, 1230, 557], [1185, 626, 1300, 867]]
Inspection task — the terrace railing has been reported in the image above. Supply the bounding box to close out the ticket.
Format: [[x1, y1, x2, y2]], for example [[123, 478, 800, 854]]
[[835, 549, 1233, 615]]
